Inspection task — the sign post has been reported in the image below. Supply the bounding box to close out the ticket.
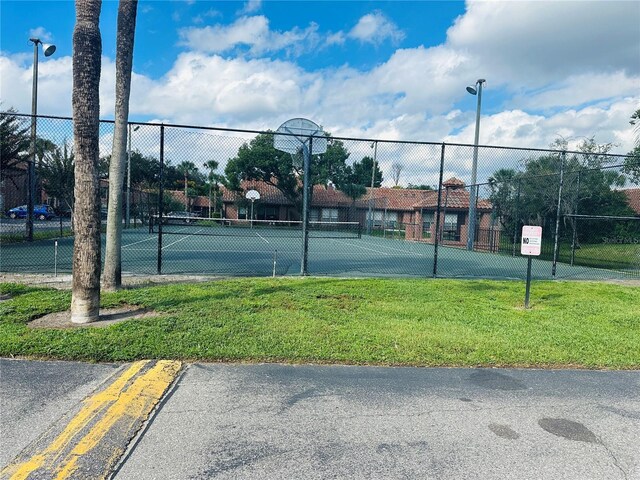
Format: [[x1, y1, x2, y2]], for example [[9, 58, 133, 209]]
[[521, 225, 542, 309]]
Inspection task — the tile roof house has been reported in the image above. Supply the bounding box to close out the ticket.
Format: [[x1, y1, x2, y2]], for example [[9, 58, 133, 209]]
[[234, 178, 497, 249], [624, 188, 640, 215], [165, 177, 500, 251]]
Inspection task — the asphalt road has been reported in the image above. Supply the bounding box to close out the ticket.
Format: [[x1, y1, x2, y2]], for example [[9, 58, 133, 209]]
[[2, 359, 639, 480]]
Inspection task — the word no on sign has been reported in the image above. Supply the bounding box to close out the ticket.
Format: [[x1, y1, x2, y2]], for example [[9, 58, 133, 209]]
[[521, 226, 542, 256]]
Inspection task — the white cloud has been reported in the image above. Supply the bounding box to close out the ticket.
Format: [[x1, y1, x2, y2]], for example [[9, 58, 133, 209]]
[[512, 72, 639, 111], [348, 11, 405, 45], [325, 31, 346, 47], [28, 27, 53, 42], [2, 0, 638, 188], [238, 0, 262, 15], [179, 16, 321, 57], [446, 0, 640, 88]]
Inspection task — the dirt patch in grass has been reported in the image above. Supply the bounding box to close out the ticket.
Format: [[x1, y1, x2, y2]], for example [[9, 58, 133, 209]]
[[0, 273, 222, 290], [28, 305, 159, 329]]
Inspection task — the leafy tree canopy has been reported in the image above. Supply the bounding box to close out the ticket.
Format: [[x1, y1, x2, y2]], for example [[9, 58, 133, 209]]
[[0, 108, 30, 179], [488, 138, 633, 237], [225, 132, 362, 208], [40, 143, 75, 212]]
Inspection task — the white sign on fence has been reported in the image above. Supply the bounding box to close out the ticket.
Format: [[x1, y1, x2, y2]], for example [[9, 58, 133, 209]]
[[521, 226, 542, 256]]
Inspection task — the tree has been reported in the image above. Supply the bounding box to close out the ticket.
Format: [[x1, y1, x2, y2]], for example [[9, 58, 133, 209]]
[[104, 0, 138, 291], [34, 137, 57, 201], [71, 0, 102, 324], [487, 168, 519, 232], [623, 108, 640, 183], [391, 162, 404, 186], [40, 143, 75, 216], [490, 138, 631, 246], [0, 108, 30, 182], [406, 184, 434, 190], [204, 159, 222, 217], [352, 156, 383, 187], [631, 108, 640, 148], [177, 160, 197, 211], [623, 145, 640, 185], [224, 133, 353, 216]]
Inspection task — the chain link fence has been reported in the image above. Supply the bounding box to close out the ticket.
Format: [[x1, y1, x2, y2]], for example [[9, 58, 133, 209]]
[[2, 112, 639, 279]]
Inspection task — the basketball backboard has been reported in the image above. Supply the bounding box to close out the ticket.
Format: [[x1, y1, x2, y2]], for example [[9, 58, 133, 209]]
[[273, 118, 327, 155]]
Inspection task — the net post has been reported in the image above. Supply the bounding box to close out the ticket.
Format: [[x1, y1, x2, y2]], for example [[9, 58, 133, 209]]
[[157, 124, 164, 275], [272, 250, 277, 277], [433, 143, 446, 278]]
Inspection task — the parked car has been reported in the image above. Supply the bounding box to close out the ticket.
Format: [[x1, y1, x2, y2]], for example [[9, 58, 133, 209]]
[[166, 211, 200, 223], [7, 204, 56, 220]]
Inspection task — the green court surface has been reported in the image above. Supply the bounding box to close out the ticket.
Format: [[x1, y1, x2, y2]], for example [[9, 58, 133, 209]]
[[1, 225, 637, 281]]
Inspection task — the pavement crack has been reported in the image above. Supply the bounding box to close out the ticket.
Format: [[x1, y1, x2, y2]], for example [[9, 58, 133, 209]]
[[598, 438, 628, 480]]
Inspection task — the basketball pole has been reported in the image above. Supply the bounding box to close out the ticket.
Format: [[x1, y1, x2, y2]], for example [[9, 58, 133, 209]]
[[300, 137, 312, 276]]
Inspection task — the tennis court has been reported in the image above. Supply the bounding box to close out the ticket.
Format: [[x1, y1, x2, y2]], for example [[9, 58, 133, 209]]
[[1, 218, 635, 281]]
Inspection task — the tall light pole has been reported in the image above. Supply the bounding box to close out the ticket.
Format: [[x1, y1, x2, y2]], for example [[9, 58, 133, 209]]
[[465, 78, 485, 251], [126, 124, 139, 228], [27, 37, 56, 241]]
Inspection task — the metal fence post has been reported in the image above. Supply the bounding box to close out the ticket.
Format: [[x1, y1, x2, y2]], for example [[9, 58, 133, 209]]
[[367, 141, 378, 235], [551, 151, 565, 278], [570, 170, 581, 266], [433, 143, 446, 278], [157, 124, 164, 275], [512, 178, 521, 257]]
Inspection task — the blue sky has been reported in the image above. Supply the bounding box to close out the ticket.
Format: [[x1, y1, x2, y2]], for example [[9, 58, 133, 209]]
[[1, 0, 639, 184]]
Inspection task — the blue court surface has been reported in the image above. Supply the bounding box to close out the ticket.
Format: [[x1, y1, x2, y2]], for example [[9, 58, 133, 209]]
[[1, 224, 636, 281]]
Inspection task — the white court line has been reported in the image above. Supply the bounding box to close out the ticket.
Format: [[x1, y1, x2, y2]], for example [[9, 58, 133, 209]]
[[360, 238, 428, 256], [161, 229, 206, 250], [255, 232, 270, 244], [329, 239, 392, 256], [123, 225, 193, 248], [330, 238, 427, 257], [122, 236, 156, 248], [125, 248, 275, 254]]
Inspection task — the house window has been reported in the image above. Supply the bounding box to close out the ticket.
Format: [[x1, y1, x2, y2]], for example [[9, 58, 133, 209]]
[[444, 213, 458, 230], [310, 209, 320, 222], [322, 208, 339, 222], [422, 212, 434, 238], [373, 210, 397, 228], [238, 207, 247, 219], [259, 206, 279, 220], [443, 213, 461, 241]]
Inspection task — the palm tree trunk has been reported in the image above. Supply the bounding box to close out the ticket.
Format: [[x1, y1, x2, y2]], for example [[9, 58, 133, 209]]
[[103, 0, 138, 291], [71, 0, 102, 324]]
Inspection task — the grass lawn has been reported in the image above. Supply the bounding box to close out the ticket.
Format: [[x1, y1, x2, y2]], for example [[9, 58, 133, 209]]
[[1, 278, 638, 368], [496, 237, 640, 271], [0, 228, 74, 244]]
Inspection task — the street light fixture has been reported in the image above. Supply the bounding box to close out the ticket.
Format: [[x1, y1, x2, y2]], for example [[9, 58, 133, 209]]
[[126, 124, 140, 228], [27, 37, 56, 241], [465, 78, 485, 251]]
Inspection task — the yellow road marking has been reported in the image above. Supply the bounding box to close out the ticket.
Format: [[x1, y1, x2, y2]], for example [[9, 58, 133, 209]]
[[2, 360, 182, 480]]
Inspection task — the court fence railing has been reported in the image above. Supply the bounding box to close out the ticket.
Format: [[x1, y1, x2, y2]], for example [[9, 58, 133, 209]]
[[1, 112, 639, 280]]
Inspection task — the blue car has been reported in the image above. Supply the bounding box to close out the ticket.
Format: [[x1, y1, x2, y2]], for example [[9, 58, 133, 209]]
[[7, 204, 56, 220]]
